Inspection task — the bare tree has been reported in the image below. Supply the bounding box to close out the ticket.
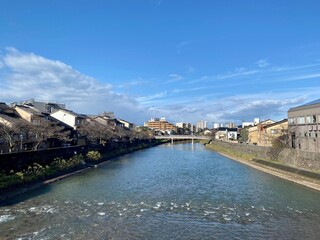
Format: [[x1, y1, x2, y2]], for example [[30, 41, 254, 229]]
[[0, 118, 31, 152], [77, 120, 116, 143], [29, 121, 71, 150]]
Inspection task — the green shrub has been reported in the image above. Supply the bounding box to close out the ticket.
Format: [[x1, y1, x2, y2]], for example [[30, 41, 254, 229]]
[[86, 151, 101, 161]]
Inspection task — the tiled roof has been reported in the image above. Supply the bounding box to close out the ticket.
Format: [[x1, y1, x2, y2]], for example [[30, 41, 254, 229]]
[[0, 113, 27, 125]]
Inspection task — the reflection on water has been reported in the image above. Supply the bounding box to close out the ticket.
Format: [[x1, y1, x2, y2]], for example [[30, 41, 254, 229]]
[[1, 143, 320, 239]]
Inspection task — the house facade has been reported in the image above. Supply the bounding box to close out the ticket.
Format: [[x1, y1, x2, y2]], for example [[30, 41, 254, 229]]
[[50, 109, 86, 130], [118, 119, 135, 129], [215, 127, 238, 141], [258, 119, 288, 147], [288, 99, 320, 152], [14, 105, 47, 125], [247, 119, 275, 145]]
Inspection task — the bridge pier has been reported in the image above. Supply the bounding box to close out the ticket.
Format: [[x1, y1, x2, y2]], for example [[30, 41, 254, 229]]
[[171, 138, 173, 145]]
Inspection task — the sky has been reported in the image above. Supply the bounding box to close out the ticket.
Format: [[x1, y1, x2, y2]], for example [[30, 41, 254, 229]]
[[0, 0, 319, 126]]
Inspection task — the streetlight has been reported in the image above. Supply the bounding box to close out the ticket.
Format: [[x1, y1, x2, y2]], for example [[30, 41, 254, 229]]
[[20, 134, 23, 151]]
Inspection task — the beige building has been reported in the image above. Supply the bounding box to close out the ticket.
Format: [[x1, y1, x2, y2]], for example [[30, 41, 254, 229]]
[[288, 99, 320, 152], [145, 118, 176, 132], [14, 105, 47, 125], [247, 119, 275, 145], [258, 119, 288, 147]]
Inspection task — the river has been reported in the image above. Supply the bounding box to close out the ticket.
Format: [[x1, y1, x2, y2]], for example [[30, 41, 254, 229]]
[[1, 143, 320, 239]]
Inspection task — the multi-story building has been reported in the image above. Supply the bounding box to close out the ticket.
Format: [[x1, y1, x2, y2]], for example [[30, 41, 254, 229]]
[[176, 122, 192, 134], [212, 123, 220, 129], [145, 117, 176, 133], [196, 120, 208, 132], [288, 99, 320, 152]]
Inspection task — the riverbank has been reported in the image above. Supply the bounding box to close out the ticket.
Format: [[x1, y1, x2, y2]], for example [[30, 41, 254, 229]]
[[206, 142, 320, 192], [0, 139, 169, 203]]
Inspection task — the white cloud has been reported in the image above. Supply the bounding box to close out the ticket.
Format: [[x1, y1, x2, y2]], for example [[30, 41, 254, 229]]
[[256, 59, 270, 68], [168, 73, 183, 81], [216, 68, 259, 80], [136, 91, 167, 103], [0, 48, 148, 124]]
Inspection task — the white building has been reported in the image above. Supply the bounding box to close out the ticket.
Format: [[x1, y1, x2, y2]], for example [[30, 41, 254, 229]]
[[212, 123, 220, 129], [50, 109, 86, 130], [196, 120, 208, 131]]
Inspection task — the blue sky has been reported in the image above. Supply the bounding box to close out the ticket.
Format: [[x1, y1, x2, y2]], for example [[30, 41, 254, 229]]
[[0, 0, 319, 126]]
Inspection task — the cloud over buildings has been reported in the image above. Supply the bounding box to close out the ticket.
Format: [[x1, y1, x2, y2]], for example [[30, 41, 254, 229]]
[[0, 48, 148, 124]]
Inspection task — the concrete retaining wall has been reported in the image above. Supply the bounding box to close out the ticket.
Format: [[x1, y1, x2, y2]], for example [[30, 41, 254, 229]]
[[211, 141, 320, 171]]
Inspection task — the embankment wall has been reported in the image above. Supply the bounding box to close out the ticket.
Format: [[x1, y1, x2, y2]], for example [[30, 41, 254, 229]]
[[210, 141, 320, 172]]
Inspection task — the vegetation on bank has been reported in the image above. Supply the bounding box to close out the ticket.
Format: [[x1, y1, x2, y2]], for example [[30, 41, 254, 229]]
[[0, 139, 167, 194]]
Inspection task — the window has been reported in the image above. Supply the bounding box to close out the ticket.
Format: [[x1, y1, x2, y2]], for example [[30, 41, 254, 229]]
[[288, 117, 295, 125], [46, 106, 52, 113], [312, 115, 317, 123], [306, 115, 316, 124], [306, 116, 312, 124], [297, 116, 305, 124], [270, 129, 279, 134]]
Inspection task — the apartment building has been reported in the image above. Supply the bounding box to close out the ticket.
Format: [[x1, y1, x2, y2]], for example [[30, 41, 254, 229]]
[[145, 117, 176, 133], [288, 99, 320, 152]]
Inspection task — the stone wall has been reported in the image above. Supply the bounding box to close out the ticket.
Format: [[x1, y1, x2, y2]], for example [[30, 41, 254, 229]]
[[211, 140, 320, 171]]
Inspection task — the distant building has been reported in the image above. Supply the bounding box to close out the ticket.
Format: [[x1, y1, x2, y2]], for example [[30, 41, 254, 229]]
[[242, 121, 254, 128], [242, 118, 259, 128], [215, 127, 238, 141], [212, 123, 220, 129], [118, 119, 135, 129], [196, 120, 208, 132], [11, 99, 65, 114], [145, 117, 176, 133], [176, 122, 193, 134], [288, 99, 320, 152]]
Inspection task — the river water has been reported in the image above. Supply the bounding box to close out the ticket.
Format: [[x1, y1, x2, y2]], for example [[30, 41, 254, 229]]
[[1, 143, 320, 239]]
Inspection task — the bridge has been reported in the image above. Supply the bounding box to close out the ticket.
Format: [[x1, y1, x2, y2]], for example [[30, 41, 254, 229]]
[[154, 135, 213, 144]]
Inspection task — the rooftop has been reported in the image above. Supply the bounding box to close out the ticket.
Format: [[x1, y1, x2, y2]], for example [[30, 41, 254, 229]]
[[289, 99, 320, 112]]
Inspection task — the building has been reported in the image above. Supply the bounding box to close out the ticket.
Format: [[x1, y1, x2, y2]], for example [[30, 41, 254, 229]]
[[145, 118, 176, 133], [196, 120, 208, 132], [288, 99, 320, 152], [50, 109, 86, 130], [258, 119, 288, 147], [247, 119, 275, 145], [242, 121, 254, 128], [176, 122, 193, 134], [215, 127, 238, 141], [11, 99, 65, 114], [14, 105, 47, 125], [118, 119, 135, 129], [212, 123, 220, 129]]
